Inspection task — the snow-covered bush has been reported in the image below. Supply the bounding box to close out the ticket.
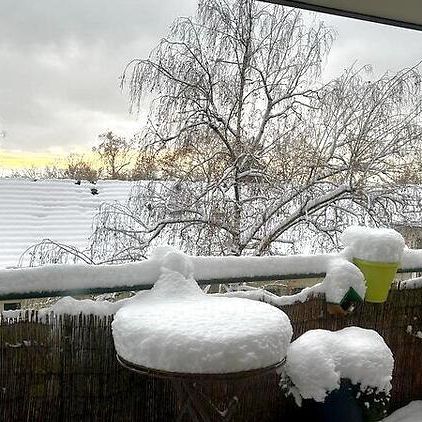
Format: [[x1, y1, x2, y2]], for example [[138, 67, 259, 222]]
[[284, 327, 394, 405]]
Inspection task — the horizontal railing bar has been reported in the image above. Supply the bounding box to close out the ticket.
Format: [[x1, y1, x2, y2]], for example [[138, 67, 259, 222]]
[[0, 285, 153, 301], [0, 273, 325, 301], [397, 267, 422, 274], [1, 266, 421, 302]]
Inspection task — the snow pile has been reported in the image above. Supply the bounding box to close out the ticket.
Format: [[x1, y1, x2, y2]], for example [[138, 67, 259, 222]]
[[219, 257, 365, 306], [4, 235, 422, 304], [400, 249, 422, 270], [4, 256, 366, 318], [382, 401, 422, 422], [112, 251, 293, 373], [285, 327, 394, 404], [0, 252, 337, 299], [399, 277, 422, 290], [319, 259, 365, 303], [42, 296, 132, 317], [0, 309, 23, 320], [0, 295, 137, 321], [341, 226, 405, 263], [0, 261, 158, 297], [150, 245, 195, 279], [192, 253, 336, 282]]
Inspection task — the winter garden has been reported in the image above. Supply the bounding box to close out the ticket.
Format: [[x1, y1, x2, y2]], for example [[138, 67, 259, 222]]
[[1, 0, 422, 421]]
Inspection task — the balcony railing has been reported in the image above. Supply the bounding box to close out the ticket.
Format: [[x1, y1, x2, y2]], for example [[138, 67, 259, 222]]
[[1, 249, 422, 301]]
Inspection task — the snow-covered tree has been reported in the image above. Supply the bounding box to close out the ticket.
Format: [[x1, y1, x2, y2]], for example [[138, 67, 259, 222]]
[[93, 131, 134, 180], [26, 0, 422, 264]]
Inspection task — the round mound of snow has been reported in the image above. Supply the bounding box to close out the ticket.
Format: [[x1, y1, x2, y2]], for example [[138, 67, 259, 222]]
[[285, 327, 394, 403], [323, 259, 366, 303], [112, 274, 292, 374], [341, 226, 405, 263]]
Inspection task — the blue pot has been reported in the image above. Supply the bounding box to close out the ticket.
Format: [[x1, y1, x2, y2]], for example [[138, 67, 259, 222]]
[[301, 380, 363, 422]]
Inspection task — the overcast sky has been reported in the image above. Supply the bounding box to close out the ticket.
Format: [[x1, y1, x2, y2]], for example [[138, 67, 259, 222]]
[[0, 0, 421, 155]]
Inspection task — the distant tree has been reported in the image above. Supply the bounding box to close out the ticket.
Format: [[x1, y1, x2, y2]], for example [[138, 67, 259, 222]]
[[64, 153, 100, 182], [93, 131, 133, 180], [131, 148, 160, 180], [11, 164, 65, 180]]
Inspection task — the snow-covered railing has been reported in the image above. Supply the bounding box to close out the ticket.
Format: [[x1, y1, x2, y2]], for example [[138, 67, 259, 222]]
[[1, 249, 422, 301]]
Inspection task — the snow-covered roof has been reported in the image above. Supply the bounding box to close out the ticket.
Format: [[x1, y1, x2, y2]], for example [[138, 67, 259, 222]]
[[0, 178, 132, 269]]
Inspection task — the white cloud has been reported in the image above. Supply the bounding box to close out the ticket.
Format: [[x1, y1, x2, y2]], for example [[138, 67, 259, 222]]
[[0, 0, 421, 153]]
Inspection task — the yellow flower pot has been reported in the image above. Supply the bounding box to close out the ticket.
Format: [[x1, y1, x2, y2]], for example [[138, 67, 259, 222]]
[[353, 258, 399, 303]]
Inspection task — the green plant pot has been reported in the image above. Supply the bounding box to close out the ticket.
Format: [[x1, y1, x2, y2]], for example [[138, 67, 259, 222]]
[[353, 258, 399, 303]]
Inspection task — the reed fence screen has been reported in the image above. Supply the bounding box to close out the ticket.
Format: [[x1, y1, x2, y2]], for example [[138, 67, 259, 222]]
[[1, 287, 421, 421]]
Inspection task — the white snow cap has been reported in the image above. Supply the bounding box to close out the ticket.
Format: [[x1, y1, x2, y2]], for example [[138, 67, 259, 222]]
[[40, 296, 133, 317], [150, 246, 194, 278], [112, 256, 293, 373], [285, 327, 394, 403], [323, 259, 366, 303], [341, 226, 405, 263]]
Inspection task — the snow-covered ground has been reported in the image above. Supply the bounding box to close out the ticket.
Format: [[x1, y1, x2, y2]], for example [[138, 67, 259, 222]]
[[0, 178, 132, 269], [383, 402, 422, 422]]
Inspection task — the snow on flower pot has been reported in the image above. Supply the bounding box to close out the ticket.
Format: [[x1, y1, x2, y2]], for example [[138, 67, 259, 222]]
[[283, 327, 394, 422], [341, 226, 405, 304], [353, 258, 399, 303], [299, 379, 364, 422]]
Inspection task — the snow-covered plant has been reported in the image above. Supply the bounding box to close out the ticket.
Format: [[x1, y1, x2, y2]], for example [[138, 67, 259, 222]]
[[283, 327, 394, 405]]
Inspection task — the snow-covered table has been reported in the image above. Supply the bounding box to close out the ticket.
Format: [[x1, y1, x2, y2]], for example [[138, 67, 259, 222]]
[[112, 262, 293, 421]]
